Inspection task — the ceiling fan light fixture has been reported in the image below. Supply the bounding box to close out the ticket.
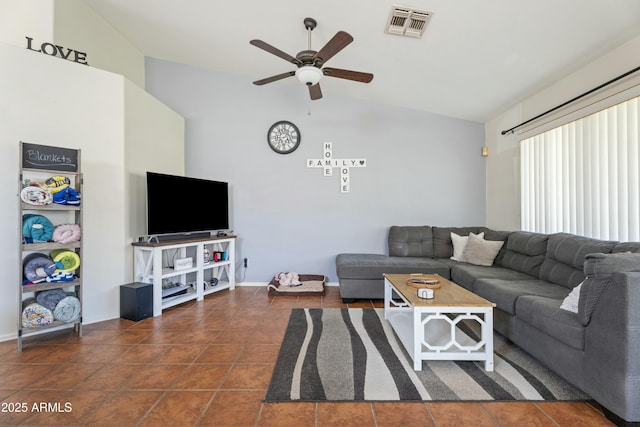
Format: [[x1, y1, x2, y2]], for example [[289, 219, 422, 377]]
[[296, 65, 322, 86]]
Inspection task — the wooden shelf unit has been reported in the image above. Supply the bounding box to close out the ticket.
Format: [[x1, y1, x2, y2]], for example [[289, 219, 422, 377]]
[[18, 142, 83, 351]]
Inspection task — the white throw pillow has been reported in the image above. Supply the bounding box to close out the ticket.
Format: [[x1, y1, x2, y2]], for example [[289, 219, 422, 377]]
[[560, 282, 582, 313], [450, 232, 484, 261], [461, 233, 504, 266]]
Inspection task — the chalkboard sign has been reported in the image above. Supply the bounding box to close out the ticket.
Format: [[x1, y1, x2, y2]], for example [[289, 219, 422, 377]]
[[21, 142, 78, 172]]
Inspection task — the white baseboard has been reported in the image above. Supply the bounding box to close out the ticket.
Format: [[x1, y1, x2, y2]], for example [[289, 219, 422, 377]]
[[0, 332, 16, 343]]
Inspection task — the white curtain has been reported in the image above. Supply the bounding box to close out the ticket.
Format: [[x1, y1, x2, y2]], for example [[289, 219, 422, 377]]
[[521, 96, 640, 241]]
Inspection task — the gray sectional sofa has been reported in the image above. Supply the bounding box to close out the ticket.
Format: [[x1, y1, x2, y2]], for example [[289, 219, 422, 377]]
[[335, 226, 640, 426]]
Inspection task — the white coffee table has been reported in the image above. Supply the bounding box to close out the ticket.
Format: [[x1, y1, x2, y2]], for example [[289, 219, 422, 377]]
[[384, 273, 495, 371]]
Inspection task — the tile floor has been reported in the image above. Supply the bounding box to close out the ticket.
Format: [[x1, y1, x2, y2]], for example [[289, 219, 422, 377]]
[[0, 286, 613, 426]]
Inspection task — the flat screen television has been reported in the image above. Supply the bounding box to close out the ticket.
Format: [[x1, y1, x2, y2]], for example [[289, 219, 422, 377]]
[[146, 172, 229, 236]]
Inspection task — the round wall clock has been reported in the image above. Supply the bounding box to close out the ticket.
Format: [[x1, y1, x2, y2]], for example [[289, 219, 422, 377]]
[[267, 121, 301, 154]]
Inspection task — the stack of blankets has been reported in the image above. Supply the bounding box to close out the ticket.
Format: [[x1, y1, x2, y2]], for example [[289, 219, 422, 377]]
[[22, 251, 80, 285], [20, 176, 83, 328], [22, 214, 81, 245], [20, 175, 80, 207], [22, 289, 81, 328]]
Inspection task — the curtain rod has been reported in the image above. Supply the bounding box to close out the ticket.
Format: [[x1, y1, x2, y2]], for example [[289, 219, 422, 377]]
[[501, 65, 640, 135]]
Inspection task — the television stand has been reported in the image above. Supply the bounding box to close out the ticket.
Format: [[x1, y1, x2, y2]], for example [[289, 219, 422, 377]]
[[132, 235, 236, 315]]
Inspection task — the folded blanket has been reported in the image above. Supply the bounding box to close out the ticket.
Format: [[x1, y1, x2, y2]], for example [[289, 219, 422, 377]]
[[20, 185, 52, 206], [36, 288, 68, 310], [45, 272, 76, 283], [52, 187, 80, 205], [50, 249, 81, 272], [52, 224, 81, 244], [275, 272, 302, 286], [23, 253, 57, 282], [53, 296, 81, 323], [22, 299, 54, 328], [22, 214, 55, 243], [44, 175, 70, 194]]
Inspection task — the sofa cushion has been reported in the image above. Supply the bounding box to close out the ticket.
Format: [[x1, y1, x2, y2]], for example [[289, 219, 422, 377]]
[[482, 229, 512, 265], [450, 231, 483, 261], [497, 231, 549, 278], [516, 295, 585, 350], [473, 278, 569, 315], [578, 252, 640, 326], [388, 226, 434, 257], [450, 263, 535, 291], [461, 233, 504, 266], [539, 233, 616, 289], [335, 253, 449, 280], [432, 227, 487, 258]]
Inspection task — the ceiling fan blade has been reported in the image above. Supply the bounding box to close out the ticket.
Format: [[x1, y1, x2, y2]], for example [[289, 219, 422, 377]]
[[312, 31, 353, 65], [308, 83, 323, 100], [253, 71, 296, 85], [249, 39, 302, 66], [322, 68, 374, 83]]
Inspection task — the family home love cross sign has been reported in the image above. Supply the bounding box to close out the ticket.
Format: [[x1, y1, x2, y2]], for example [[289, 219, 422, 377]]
[[307, 142, 366, 193]]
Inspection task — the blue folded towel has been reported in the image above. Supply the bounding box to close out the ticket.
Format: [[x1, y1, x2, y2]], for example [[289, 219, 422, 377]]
[[52, 187, 81, 205]]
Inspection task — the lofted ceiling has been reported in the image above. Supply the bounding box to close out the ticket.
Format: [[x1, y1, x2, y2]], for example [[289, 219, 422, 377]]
[[85, 0, 640, 122]]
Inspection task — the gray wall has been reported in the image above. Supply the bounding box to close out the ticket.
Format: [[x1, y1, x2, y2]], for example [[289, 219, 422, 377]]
[[145, 58, 486, 283]]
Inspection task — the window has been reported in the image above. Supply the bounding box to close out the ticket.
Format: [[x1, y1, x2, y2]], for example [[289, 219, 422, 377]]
[[521, 96, 639, 241]]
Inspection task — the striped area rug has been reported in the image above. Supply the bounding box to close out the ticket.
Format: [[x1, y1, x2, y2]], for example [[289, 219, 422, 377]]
[[264, 308, 590, 402]]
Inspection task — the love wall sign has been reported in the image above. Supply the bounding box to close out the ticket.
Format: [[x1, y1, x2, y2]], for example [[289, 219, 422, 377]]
[[25, 36, 89, 65], [307, 142, 367, 193]]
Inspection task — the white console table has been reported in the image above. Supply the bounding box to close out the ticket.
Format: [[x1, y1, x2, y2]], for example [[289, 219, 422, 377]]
[[132, 235, 235, 316]]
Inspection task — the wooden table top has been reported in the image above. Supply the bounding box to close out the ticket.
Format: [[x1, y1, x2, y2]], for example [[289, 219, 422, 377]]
[[384, 273, 495, 308]]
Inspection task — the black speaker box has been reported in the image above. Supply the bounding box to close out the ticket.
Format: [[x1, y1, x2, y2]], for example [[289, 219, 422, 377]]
[[120, 282, 153, 322]]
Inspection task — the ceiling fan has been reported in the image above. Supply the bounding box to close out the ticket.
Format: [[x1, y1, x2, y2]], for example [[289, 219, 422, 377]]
[[250, 17, 374, 100]]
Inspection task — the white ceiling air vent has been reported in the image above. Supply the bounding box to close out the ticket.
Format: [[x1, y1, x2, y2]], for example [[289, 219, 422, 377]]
[[386, 6, 432, 38]]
